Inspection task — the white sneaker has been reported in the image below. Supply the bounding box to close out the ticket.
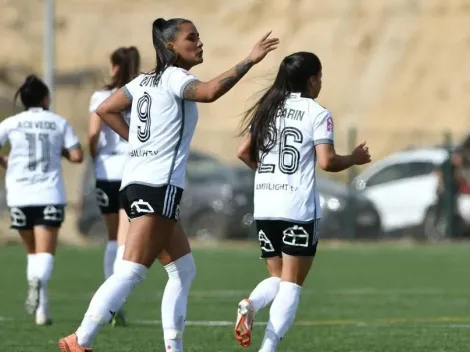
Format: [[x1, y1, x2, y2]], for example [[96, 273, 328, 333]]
[[234, 298, 255, 347], [25, 278, 40, 315], [36, 309, 52, 326]]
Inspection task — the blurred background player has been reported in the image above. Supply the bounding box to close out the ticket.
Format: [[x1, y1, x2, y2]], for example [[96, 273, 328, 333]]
[[58, 17, 278, 352], [0, 75, 83, 325], [235, 52, 371, 351], [88, 46, 141, 327]]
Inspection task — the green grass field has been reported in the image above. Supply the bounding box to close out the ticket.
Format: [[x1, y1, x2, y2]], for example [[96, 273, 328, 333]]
[[0, 242, 469, 351]]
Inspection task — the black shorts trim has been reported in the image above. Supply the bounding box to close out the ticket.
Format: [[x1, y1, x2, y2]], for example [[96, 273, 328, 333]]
[[96, 180, 123, 214], [119, 183, 183, 221], [256, 219, 319, 258], [9, 205, 65, 230]]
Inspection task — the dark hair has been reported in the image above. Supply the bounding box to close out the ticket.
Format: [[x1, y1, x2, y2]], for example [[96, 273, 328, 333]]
[[241, 52, 322, 162], [14, 75, 50, 110], [105, 46, 141, 90], [151, 17, 192, 78]]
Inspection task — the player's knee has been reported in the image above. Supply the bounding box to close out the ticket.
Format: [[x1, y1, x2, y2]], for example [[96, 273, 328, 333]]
[[114, 260, 147, 284], [164, 253, 196, 284]]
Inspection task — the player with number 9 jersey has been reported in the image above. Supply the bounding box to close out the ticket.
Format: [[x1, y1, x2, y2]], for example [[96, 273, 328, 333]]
[[0, 75, 83, 327]]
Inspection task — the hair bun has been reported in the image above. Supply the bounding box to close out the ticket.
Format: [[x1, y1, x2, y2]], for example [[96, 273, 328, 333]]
[[153, 18, 167, 31]]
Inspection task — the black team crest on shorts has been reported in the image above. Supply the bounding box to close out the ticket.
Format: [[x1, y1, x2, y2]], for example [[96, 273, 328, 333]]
[[258, 230, 275, 252], [282, 225, 310, 247]]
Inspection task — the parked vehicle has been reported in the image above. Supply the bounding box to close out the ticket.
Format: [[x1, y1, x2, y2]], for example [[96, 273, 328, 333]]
[[76, 151, 255, 241], [353, 147, 470, 240]]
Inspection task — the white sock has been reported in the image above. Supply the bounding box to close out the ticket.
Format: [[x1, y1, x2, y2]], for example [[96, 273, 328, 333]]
[[76, 260, 147, 348], [249, 277, 281, 313], [104, 240, 118, 279], [113, 245, 125, 275], [259, 281, 302, 352], [161, 253, 196, 352], [27, 254, 37, 281], [35, 252, 54, 317]]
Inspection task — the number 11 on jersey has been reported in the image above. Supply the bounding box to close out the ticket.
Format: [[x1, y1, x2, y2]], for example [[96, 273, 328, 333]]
[[25, 132, 50, 172]]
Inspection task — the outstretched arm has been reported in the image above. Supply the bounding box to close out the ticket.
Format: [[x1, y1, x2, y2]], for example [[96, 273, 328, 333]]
[[183, 31, 279, 103]]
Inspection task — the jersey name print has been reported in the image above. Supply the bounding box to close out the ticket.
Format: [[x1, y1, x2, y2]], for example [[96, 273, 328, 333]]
[[254, 93, 334, 223], [89, 89, 131, 181], [121, 66, 199, 190], [0, 108, 80, 207]]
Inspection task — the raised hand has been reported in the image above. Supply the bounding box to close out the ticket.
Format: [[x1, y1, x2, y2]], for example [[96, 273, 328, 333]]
[[247, 31, 280, 65]]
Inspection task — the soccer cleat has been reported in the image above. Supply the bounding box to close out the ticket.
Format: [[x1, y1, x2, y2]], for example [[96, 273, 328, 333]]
[[25, 278, 40, 315], [234, 298, 255, 347], [58, 334, 92, 352], [111, 309, 127, 327]]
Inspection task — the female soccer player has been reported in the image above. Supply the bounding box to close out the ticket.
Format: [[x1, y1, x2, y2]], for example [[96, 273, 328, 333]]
[[0, 75, 83, 326], [58, 17, 278, 352], [88, 46, 140, 326], [234, 52, 371, 351]]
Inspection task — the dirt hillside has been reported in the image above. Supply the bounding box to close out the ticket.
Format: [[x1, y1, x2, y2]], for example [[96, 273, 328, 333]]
[[1, 0, 470, 201]]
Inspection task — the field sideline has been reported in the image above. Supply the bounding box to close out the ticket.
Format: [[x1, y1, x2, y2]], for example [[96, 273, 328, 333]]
[[0, 242, 469, 351]]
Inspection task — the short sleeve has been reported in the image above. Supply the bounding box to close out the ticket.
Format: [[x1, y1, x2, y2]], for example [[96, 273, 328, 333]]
[[63, 121, 81, 150], [167, 67, 199, 99], [313, 110, 334, 146], [0, 118, 11, 147], [123, 75, 142, 101]]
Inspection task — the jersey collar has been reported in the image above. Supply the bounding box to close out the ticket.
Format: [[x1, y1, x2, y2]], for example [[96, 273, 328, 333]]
[[289, 92, 301, 99], [28, 107, 44, 112]]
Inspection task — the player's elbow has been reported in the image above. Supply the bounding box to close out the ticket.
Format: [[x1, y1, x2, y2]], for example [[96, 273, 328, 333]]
[[95, 103, 110, 120], [317, 155, 335, 171], [237, 145, 251, 163]]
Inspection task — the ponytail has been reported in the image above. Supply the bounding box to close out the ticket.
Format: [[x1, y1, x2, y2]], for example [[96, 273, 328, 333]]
[[241, 61, 290, 162], [241, 52, 322, 163], [14, 74, 49, 110], [151, 17, 192, 81], [106, 46, 141, 90]]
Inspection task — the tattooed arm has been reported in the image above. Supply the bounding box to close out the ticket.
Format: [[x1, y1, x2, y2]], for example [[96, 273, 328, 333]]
[[183, 31, 279, 103], [183, 59, 254, 102]]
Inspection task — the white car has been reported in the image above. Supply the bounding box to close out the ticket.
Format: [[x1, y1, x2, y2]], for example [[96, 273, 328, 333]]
[[353, 147, 470, 238]]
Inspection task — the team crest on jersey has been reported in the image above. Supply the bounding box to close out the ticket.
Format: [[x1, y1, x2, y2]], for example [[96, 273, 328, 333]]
[[130, 199, 154, 215], [43, 206, 63, 221], [96, 188, 110, 207], [282, 225, 310, 247], [327, 115, 333, 132], [10, 207, 26, 227], [258, 230, 275, 252]]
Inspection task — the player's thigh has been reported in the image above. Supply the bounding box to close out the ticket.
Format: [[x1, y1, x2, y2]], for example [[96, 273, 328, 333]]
[[116, 208, 129, 247], [96, 180, 121, 241], [34, 226, 59, 254], [157, 221, 191, 266], [280, 220, 319, 286], [103, 213, 119, 241], [9, 207, 35, 253], [256, 220, 283, 276], [32, 205, 64, 254], [121, 184, 183, 268]]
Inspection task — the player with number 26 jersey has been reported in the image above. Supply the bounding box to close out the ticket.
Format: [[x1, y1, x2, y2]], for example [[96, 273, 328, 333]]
[[254, 92, 333, 223]]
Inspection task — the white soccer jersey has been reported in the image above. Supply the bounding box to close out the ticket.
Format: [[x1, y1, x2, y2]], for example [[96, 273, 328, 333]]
[[0, 108, 80, 207], [121, 66, 199, 190], [254, 93, 334, 222], [89, 89, 130, 181]]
